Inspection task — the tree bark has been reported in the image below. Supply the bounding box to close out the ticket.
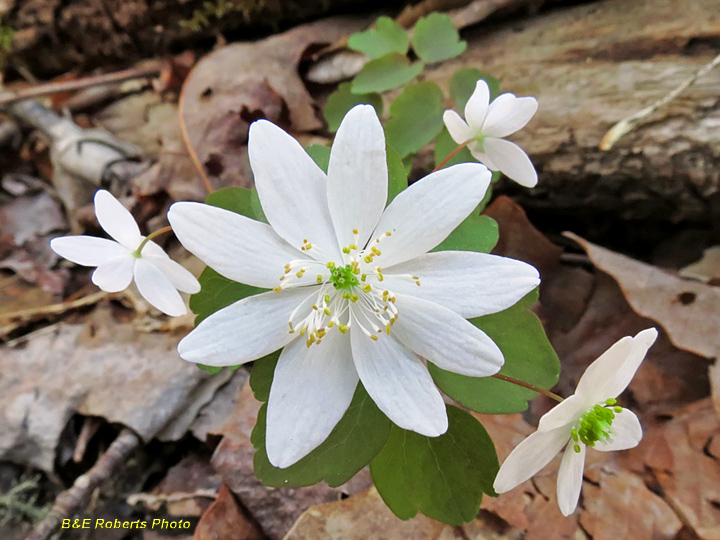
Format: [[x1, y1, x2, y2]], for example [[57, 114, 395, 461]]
[[425, 0, 720, 225]]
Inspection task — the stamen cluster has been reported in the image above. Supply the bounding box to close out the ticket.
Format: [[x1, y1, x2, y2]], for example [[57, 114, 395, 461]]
[[571, 399, 623, 452]]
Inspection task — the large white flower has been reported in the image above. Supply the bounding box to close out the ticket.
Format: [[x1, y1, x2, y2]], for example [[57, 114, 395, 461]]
[[443, 80, 538, 188], [50, 190, 200, 317], [168, 105, 540, 468], [493, 328, 658, 516]]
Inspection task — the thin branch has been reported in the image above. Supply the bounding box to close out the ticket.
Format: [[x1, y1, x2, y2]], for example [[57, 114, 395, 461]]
[[600, 51, 720, 151], [178, 66, 214, 194], [0, 64, 162, 106], [25, 429, 141, 540], [492, 373, 564, 402]]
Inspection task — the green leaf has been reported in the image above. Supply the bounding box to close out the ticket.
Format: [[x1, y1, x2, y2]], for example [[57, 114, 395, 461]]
[[205, 186, 254, 217], [411, 13, 467, 63], [249, 352, 280, 402], [348, 17, 409, 59], [386, 145, 408, 203], [249, 188, 268, 223], [252, 384, 392, 488], [434, 214, 498, 253], [385, 82, 445, 159], [429, 289, 561, 414], [450, 68, 500, 110], [324, 83, 383, 132], [351, 53, 423, 94], [434, 127, 474, 169], [305, 144, 331, 173], [371, 406, 498, 524], [190, 266, 266, 324]]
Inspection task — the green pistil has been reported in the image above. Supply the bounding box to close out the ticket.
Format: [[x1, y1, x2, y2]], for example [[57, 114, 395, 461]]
[[330, 264, 360, 290], [575, 400, 621, 451]]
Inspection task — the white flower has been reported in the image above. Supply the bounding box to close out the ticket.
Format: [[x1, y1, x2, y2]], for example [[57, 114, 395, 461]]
[[50, 190, 200, 317], [443, 80, 539, 188], [168, 104, 540, 468], [493, 328, 658, 516]]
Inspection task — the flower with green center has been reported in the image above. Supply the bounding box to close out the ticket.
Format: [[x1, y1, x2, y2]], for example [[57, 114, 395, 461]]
[[493, 328, 658, 516], [167, 104, 540, 469], [443, 79, 538, 187]]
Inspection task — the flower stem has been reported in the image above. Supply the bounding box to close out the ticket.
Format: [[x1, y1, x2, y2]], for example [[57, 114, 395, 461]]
[[133, 226, 173, 257], [433, 139, 472, 172], [492, 373, 564, 403]]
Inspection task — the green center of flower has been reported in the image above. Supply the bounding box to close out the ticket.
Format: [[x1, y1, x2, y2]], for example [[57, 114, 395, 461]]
[[570, 399, 623, 452], [329, 263, 360, 290]]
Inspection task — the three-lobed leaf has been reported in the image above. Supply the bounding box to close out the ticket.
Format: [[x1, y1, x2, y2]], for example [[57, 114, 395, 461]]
[[324, 83, 383, 132], [429, 289, 560, 414], [249, 354, 392, 488], [351, 53, 424, 94], [348, 16, 409, 59], [412, 13, 467, 63], [450, 68, 500, 110], [434, 212, 498, 253], [371, 405, 498, 524], [385, 82, 445, 159]]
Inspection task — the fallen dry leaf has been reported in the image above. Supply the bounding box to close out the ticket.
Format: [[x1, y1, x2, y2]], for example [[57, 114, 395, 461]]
[[179, 17, 365, 191], [194, 483, 264, 540], [0, 305, 231, 472]]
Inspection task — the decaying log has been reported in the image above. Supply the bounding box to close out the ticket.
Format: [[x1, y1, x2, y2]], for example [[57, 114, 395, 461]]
[[425, 0, 720, 224]]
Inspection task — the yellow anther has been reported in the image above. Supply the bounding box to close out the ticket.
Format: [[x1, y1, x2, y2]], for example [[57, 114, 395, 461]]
[[338, 324, 349, 334], [349, 244, 357, 250], [305, 243, 312, 250], [273, 286, 282, 292], [385, 325, 391, 334], [370, 335, 379, 341], [317, 328, 326, 338], [385, 232, 392, 236], [343, 292, 351, 299], [342, 247, 351, 254], [327, 262, 335, 269], [350, 294, 359, 302], [312, 304, 318, 310], [362, 284, 372, 293], [299, 327, 307, 336], [371, 247, 382, 255], [416, 281, 421, 286], [327, 321, 335, 328], [353, 228, 358, 235], [324, 307, 332, 316], [317, 274, 323, 283], [279, 276, 285, 281], [361, 273, 367, 282], [296, 269, 305, 278], [364, 255, 374, 263], [324, 294, 330, 303]]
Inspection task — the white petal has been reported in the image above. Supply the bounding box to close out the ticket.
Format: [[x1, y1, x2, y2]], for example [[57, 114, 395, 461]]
[[442, 110, 473, 144], [483, 138, 538, 188], [464, 80, 490, 130], [50, 236, 127, 266], [467, 143, 498, 170], [177, 288, 312, 366], [537, 394, 591, 432], [576, 328, 658, 403], [327, 105, 387, 250], [94, 190, 142, 250], [493, 426, 570, 493], [481, 94, 538, 139], [350, 329, 447, 436], [391, 293, 503, 377], [266, 330, 358, 468], [168, 202, 309, 288], [383, 251, 540, 319], [134, 258, 187, 316], [557, 443, 586, 516], [249, 121, 341, 261], [91, 254, 135, 292], [594, 409, 643, 452], [369, 163, 491, 267], [143, 253, 200, 294]]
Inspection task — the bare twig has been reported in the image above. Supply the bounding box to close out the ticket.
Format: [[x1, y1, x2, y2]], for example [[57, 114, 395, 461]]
[[25, 429, 141, 540], [600, 51, 720, 150], [178, 65, 214, 194], [395, 0, 472, 28], [127, 489, 218, 511], [0, 64, 162, 106]]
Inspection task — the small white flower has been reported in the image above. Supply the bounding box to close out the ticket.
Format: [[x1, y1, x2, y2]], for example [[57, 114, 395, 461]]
[[168, 104, 540, 469], [493, 328, 658, 516], [50, 190, 200, 317], [443, 80, 539, 188]]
